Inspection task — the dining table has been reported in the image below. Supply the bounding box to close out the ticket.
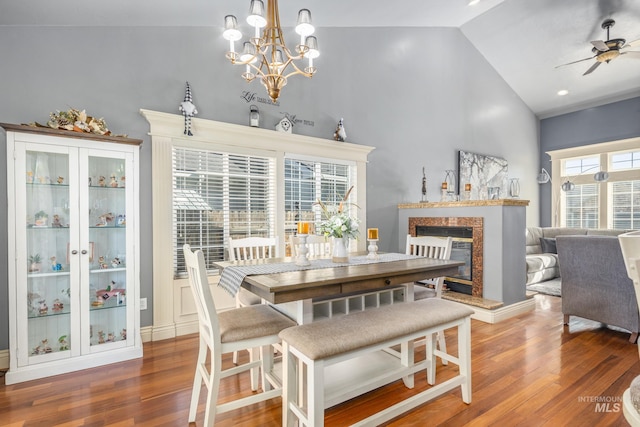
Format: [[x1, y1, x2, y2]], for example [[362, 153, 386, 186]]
[[213, 252, 463, 324]]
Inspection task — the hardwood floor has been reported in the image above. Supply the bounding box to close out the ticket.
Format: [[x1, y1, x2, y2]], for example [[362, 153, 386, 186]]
[[1, 294, 638, 426]]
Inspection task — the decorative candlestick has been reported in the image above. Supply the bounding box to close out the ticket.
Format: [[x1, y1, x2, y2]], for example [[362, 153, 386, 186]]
[[367, 228, 378, 240], [367, 239, 379, 260], [462, 183, 472, 201], [295, 233, 311, 266], [297, 221, 310, 234]]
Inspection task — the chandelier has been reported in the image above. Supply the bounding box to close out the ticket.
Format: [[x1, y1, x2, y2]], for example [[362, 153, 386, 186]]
[[223, 0, 319, 102]]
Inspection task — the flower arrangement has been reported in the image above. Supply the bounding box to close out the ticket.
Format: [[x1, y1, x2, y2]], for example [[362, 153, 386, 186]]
[[316, 186, 360, 240], [27, 108, 127, 137], [47, 108, 112, 135]]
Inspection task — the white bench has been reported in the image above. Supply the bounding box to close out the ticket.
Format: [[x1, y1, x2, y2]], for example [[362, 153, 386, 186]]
[[279, 298, 474, 426]]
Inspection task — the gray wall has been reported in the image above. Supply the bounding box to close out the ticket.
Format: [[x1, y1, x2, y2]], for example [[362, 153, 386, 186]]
[[0, 25, 539, 351], [539, 96, 640, 226]]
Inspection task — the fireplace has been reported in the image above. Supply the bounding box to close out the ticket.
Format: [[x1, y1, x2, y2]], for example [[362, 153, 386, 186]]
[[409, 217, 483, 298]]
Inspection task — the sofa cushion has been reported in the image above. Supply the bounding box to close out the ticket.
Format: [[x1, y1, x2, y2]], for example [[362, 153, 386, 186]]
[[526, 253, 559, 285], [539, 237, 557, 254]]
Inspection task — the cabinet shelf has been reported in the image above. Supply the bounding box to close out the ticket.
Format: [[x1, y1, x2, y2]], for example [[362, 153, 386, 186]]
[[28, 309, 71, 319], [28, 271, 70, 278], [90, 267, 126, 273]]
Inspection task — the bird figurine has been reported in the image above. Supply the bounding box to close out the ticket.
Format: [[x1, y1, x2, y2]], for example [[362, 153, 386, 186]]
[[333, 118, 346, 142], [179, 81, 198, 136]]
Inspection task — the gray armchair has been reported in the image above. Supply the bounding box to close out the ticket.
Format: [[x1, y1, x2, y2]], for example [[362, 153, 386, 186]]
[[557, 235, 640, 343]]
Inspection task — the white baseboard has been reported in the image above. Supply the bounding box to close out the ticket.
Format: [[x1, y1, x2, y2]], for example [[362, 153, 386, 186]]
[[470, 298, 536, 324], [0, 349, 8, 371]]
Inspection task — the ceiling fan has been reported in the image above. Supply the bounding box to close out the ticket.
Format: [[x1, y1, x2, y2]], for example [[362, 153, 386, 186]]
[[556, 19, 640, 75]]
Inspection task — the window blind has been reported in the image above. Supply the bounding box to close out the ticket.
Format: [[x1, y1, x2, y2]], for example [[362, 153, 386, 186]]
[[173, 147, 275, 276], [284, 157, 355, 252]]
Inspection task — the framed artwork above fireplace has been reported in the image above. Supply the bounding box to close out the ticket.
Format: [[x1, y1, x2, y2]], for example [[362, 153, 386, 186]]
[[458, 150, 508, 200]]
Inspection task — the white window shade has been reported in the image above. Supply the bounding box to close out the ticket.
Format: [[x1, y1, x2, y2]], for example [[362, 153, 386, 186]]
[[173, 147, 275, 276], [284, 157, 355, 250]]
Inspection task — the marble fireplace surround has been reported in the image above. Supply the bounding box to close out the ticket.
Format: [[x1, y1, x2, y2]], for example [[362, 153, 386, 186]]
[[409, 217, 483, 298]]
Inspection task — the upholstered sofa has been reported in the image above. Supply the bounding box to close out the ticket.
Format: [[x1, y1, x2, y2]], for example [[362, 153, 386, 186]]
[[556, 235, 640, 342], [525, 226, 627, 286]]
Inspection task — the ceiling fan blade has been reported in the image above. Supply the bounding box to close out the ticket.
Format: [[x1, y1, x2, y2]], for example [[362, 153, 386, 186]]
[[621, 51, 640, 59], [591, 40, 609, 51], [627, 39, 640, 47], [556, 55, 596, 68], [583, 61, 601, 76]]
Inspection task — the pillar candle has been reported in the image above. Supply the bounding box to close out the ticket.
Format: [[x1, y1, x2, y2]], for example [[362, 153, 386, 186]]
[[297, 222, 310, 234], [442, 182, 448, 190], [465, 183, 471, 191], [367, 228, 378, 240]]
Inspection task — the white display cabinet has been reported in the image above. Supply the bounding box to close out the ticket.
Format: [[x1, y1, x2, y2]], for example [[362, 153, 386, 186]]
[[3, 123, 143, 384]]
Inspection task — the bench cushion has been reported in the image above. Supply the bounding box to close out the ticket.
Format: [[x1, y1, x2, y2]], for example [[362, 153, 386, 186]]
[[279, 299, 474, 360]]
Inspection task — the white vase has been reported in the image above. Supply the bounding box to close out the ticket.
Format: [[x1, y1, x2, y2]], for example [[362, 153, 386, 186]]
[[332, 237, 349, 263]]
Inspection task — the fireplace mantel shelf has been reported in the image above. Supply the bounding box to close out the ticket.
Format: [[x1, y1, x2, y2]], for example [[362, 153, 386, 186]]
[[398, 199, 530, 209]]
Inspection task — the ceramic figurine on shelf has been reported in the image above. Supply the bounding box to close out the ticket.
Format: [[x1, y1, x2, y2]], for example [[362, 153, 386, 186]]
[[98, 256, 109, 269], [52, 214, 63, 228], [52, 298, 64, 312], [26, 171, 34, 183], [98, 331, 105, 344], [38, 300, 48, 316], [57, 176, 64, 184], [32, 339, 52, 355], [109, 175, 118, 187], [107, 332, 115, 342], [111, 257, 121, 268], [58, 335, 69, 351], [98, 176, 106, 187], [121, 329, 127, 340], [120, 176, 126, 187], [179, 81, 198, 136], [333, 118, 346, 142], [50, 256, 57, 270], [96, 212, 115, 226]]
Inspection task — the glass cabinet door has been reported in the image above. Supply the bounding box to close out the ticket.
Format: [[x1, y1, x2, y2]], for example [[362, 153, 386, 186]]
[[22, 147, 76, 362], [83, 153, 131, 352]]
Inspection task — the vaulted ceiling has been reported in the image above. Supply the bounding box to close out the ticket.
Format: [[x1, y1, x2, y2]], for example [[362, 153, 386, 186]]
[[3, 0, 639, 118]]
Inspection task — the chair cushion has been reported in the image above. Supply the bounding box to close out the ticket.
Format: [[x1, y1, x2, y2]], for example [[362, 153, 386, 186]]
[[219, 304, 297, 343], [279, 299, 474, 360]]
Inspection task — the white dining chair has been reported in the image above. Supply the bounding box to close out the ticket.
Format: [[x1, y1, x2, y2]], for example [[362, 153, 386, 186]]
[[228, 236, 279, 363], [183, 244, 296, 427], [291, 234, 331, 258], [405, 234, 453, 363]]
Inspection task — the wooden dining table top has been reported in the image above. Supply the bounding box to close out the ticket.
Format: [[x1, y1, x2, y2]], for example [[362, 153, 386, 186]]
[[213, 254, 463, 304]]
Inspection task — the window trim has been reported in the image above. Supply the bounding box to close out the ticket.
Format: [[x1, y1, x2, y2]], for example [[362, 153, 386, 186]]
[[142, 109, 374, 340], [547, 136, 640, 228]]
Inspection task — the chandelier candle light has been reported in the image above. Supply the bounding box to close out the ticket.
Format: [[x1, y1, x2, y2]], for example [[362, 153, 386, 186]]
[[223, 0, 319, 102]]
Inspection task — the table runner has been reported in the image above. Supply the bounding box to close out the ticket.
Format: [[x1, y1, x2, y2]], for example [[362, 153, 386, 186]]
[[218, 253, 420, 297]]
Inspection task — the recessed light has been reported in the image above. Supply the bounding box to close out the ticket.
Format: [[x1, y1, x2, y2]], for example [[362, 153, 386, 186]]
[[557, 89, 569, 96], [468, 0, 480, 5]]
